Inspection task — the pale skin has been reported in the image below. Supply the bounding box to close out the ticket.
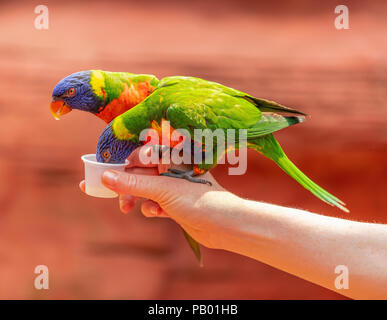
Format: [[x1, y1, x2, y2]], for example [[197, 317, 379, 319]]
[[80, 147, 387, 299]]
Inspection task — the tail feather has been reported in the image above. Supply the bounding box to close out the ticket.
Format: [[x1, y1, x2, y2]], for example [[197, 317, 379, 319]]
[[249, 134, 349, 212], [276, 157, 348, 211], [243, 96, 307, 116], [182, 228, 203, 267], [247, 113, 305, 139]]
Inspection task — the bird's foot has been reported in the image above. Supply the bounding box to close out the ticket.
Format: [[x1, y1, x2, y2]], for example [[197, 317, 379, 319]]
[[160, 169, 212, 186]]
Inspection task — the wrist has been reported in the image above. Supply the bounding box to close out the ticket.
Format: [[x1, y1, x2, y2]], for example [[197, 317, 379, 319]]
[[210, 197, 277, 257], [201, 193, 260, 251]]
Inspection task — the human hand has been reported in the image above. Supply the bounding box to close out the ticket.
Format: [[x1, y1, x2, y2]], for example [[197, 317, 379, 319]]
[[80, 145, 387, 299], [79, 146, 244, 249]]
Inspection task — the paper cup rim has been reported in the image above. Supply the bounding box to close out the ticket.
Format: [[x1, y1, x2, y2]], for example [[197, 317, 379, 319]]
[[81, 154, 129, 167]]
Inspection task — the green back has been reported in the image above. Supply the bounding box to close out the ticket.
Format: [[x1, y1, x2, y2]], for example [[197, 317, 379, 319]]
[[112, 76, 304, 143]]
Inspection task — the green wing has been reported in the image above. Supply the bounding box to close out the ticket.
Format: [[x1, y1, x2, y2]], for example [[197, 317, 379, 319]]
[[159, 76, 306, 116], [162, 86, 303, 140], [163, 87, 261, 135]]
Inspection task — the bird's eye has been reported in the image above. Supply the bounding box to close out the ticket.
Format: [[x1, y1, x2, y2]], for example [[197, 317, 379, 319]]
[[102, 150, 111, 160], [67, 88, 76, 96]]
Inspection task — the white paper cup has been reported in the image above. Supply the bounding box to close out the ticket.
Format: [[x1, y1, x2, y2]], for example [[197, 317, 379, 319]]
[[81, 154, 129, 198]]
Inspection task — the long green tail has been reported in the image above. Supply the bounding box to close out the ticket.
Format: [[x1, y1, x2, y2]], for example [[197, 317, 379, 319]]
[[249, 134, 348, 212], [181, 227, 203, 267]]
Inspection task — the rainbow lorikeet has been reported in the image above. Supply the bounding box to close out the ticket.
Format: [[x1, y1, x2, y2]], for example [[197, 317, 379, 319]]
[[95, 75, 348, 264], [51, 71, 348, 265], [51, 70, 205, 264], [96, 75, 348, 214], [50, 70, 159, 123]]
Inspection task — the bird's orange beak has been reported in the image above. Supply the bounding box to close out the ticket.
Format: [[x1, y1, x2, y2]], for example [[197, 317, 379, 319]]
[[50, 100, 72, 120]]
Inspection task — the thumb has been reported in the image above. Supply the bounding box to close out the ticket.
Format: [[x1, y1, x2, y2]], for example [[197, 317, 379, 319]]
[[102, 169, 173, 201]]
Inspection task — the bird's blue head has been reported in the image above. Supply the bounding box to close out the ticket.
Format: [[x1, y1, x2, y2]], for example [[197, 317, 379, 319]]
[[50, 70, 104, 119], [96, 124, 139, 164]]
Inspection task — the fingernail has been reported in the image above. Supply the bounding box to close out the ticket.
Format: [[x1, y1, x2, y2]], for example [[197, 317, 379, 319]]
[[150, 206, 158, 216], [120, 200, 131, 214], [102, 170, 118, 188]]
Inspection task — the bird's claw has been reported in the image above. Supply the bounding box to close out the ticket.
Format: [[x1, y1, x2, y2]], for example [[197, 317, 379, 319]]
[[160, 169, 212, 186]]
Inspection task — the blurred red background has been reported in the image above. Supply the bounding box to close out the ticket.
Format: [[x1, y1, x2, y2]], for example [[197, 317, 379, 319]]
[[0, 0, 386, 299]]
